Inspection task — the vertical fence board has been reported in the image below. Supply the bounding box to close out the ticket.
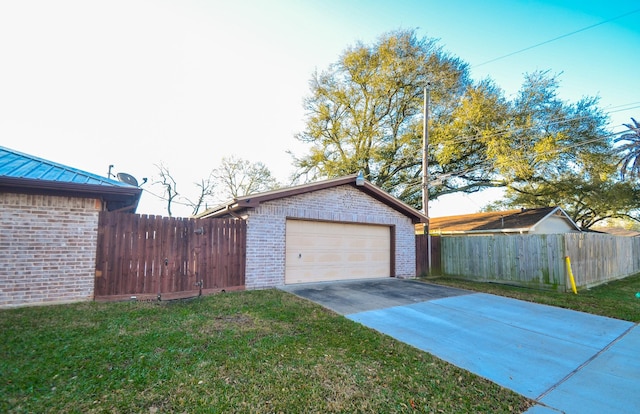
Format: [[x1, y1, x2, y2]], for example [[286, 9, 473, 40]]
[[125, 218, 133, 290], [148, 215, 160, 294], [162, 217, 170, 293], [146, 216, 156, 294], [236, 218, 247, 287], [223, 220, 231, 287], [135, 215, 147, 294]]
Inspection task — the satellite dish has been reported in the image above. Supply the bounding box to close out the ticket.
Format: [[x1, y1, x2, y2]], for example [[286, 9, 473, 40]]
[[117, 172, 139, 187]]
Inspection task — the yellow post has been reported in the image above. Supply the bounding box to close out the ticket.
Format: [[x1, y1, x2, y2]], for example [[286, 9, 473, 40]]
[[565, 256, 578, 294]]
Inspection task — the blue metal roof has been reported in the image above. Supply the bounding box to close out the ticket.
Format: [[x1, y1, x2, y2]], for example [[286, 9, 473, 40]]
[[0, 145, 133, 187]]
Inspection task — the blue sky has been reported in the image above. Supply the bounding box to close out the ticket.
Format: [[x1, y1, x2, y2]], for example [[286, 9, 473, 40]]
[[1, 0, 638, 217]]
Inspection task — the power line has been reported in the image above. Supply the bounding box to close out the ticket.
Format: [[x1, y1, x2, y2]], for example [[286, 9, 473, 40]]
[[539, 130, 629, 156], [421, 129, 631, 190], [141, 185, 225, 212], [141, 187, 193, 208], [473, 8, 640, 68], [445, 102, 640, 146], [606, 102, 640, 115], [420, 109, 638, 178]]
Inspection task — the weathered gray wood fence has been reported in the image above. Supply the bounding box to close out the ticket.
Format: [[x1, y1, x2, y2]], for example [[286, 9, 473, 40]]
[[564, 233, 640, 289], [439, 233, 640, 291]]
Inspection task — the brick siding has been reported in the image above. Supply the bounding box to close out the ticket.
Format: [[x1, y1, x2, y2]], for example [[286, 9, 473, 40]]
[[245, 185, 416, 289], [0, 193, 100, 308]]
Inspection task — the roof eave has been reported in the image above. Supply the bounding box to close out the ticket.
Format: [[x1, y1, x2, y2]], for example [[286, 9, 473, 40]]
[[0, 176, 142, 211], [539, 206, 582, 231], [357, 181, 427, 223], [193, 202, 242, 219], [432, 228, 532, 235], [194, 174, 428, 223]]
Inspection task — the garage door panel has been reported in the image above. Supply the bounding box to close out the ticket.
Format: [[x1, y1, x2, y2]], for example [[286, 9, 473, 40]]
[[285, 220, 391, 284]]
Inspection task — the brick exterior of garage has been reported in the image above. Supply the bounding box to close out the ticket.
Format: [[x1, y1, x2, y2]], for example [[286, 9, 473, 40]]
[[197, 174, 426, 290], [244, 185, 416, 288]]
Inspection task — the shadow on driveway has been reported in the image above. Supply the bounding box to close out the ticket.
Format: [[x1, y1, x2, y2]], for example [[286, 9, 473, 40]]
[[279, 277, 470, 315]]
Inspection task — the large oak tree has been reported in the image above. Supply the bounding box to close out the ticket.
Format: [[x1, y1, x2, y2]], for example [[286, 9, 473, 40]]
[[293, 29, 503, 210], [293, 29, 625, 221]]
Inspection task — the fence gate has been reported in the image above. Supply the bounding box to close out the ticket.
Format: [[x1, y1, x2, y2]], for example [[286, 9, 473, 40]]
[[95, 212, 246, 301]]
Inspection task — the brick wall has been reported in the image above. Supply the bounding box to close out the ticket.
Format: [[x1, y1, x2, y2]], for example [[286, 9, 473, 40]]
[[245, 185, 416, 289], [0, 193, 100, 308]]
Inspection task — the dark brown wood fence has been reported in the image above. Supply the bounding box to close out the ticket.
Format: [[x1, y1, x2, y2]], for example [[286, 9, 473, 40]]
[[95, 212, 246, 301], [416, 235, 441, 276]]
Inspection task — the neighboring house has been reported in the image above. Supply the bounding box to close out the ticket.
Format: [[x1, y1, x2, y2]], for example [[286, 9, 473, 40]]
[[0, 145, 142, 308], [196, 174, 427, 288], [590, 227, 640, 237], [419, 206, 581, 236]]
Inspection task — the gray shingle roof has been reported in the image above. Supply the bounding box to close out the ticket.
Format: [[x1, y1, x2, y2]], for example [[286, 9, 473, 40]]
[[422, 206, 581, 234]]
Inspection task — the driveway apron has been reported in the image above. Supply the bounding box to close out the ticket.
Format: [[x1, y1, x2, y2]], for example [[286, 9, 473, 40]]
[[281, 278, 640, 414]]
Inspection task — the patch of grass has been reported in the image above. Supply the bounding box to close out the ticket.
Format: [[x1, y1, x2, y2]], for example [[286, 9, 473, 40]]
[[427, 273, 640, 322], [1, 290, 531, 413]]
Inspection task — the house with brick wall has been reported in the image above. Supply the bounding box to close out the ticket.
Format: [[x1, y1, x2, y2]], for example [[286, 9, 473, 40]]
[[196, 174, 427, 289], [0, 146, 141, 308]]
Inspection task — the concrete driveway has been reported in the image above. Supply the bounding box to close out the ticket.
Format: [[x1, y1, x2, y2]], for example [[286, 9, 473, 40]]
[[280, 278, 640, 414]]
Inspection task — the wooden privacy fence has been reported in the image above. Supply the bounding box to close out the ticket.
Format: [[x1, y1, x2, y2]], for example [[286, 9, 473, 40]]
[[435, 233, 640, 291], [95, 212, 246, 301], [564, 233, 640, 289]]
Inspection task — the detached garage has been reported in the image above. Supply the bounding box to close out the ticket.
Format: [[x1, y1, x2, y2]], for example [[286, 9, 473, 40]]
[[196, 174, 427, 289]]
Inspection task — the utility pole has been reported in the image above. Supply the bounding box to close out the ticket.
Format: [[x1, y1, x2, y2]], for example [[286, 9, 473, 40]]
[[422, 86, 429, 216], [422, 85, 432, 275]]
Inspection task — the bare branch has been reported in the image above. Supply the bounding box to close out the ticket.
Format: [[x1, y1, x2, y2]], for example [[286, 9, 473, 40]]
[[152, 163, 179, 217]]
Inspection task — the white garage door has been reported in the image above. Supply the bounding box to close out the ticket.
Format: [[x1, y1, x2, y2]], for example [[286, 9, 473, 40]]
[[285, 220, 391, 284]]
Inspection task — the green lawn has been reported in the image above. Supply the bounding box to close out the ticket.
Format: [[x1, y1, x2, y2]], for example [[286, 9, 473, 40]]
[[1, 289, 530, 413], [427, 272, 640, 322]]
